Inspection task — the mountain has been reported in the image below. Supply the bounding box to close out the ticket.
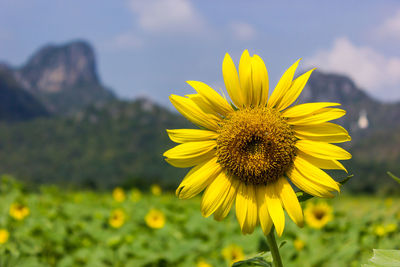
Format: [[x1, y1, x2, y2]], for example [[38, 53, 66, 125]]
[[0, 64, 48, 121], [13, 40, 115, 114], [0, 98, 190, 189]]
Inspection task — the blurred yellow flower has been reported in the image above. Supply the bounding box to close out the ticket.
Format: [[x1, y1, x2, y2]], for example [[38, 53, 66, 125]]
[[196, 259, 212, 267], [9, 203, 30, 220], [384, 198, 393, 208], [109, 209, 126, 228], [150, 184, 162, 196], [374, 225, 386, 237], [294, 238, 305, 251], [145, 209, 165, 229], [0, 229, 9, 244], [304, 202, 333, 229], [222, 244, 244, 265], [112, 187, 126, 202], [130, 188, 142, 202], [385, 223, 397, 233]]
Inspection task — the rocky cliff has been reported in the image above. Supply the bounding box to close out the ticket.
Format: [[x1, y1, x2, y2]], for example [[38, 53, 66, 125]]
[[13, 40, 115, 114]]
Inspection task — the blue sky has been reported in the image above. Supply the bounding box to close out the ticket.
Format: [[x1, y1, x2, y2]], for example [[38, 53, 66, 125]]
[[1, 0, 400, 106]]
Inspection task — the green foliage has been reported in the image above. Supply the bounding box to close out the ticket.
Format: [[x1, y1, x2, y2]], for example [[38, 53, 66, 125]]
[[0, 176, 399, 266], [387, 172, 400, 185], [232, 252, 272, 267], [362, 249, 400, 267]]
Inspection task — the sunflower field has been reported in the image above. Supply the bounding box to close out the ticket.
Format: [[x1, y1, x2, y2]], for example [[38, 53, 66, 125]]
[[0, 175, 398, 267]]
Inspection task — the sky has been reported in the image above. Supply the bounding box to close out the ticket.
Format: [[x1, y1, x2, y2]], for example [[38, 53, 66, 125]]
[[1, 0, 400, 106]]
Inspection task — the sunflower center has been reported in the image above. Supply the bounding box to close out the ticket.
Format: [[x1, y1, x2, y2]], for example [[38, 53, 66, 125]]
[[216, 107, 296, 185], [313, 210, 326, 220]]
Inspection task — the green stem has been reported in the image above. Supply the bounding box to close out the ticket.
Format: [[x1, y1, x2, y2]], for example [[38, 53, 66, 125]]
[[266, 227, 283, 267]]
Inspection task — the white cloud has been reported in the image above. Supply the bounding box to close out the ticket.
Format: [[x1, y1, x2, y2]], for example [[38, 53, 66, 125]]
[[111, 32, 144, 49], [230, 22, 256, 41], [305, 37, 400, 99], [375, 9, 400, 41], [129, 0, 205, 34]]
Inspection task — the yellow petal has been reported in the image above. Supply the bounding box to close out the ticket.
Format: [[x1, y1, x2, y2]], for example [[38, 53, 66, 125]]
[[164, 141, 216, 168], [287, 167, 334, 198], [251, 55, 269, 107], [293, 156, 340, 192], [223, 53, 244, 108], [201, 172, 233, 217], [176, 157, 221, 199], [170, 95, 220, 130], [165, 152, 214, 168], [235, 182, 247, 231], [275, 178, 304, 227], [266, 183, 285, 237], [239, 50, 253, 106], [287, 108, 346, 125], [256, 185, 273, 235], [276, 68, 315, 111], [297, 151, 347, 172], [268, 59, 301, 109], [282, 102, 340, 118], [167, 129, 219, 143], [294, 122, 349, 135], [293, 122, 351, 143], [242, 184, 258, 234], [295, 132, 351, 143], [186, 94, 220, 117], [186, 81, 234, 116], [214, 176, 239, 221], [296, 140, 352, 160]]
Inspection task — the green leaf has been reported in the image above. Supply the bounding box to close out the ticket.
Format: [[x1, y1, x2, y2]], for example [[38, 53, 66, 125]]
[[279, 241, 287, 248], [362, 249, 400, 267], [387, 171, 400, 184], [232, 252, 272, 267], [296, 175, 353, 202]]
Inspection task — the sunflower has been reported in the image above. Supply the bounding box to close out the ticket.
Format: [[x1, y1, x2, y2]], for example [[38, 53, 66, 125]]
[[222, 244, 244, 265], [109, 209, 126, 228], [304, 202, 333, 229], [0, 229, 9, 244], [293, 238, 305, 251], [196, 259, 213, 267], [150, 184, 162, 196], [145, 209, 166, 229], [9, 203, 30, 221], [164, 50, 351, 236], [112, 187, 126, 202]]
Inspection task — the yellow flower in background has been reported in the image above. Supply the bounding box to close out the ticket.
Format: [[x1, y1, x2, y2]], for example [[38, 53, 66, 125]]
[[222, 244, 244, 265], [304, 202, 333, 229], [294, 238, 305, 251], [0, 229, 9, 244], [145, 209, 165, 229], [9, 203, 30, 220], [385, 223, 397, 234], [164, 50, 351, 236], [112, 187, 126, 202], [130, 188, 142, 202], [150, 184, 162, 196], [374, 225, 386, 237], [384, 198, 393, 208], [109, 209, 126, 228], [196, 259, 212, 267]]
